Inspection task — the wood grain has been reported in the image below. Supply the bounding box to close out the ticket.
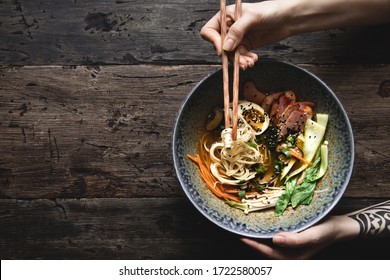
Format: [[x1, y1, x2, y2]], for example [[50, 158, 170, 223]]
[[1, 1, 390, 65], [0, 197, 388, 259], [1, 0, 390, 261], [1, 65, 389, 200]]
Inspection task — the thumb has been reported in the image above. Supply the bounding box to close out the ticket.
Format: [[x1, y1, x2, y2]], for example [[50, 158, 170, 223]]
[[273, 225, 331, 248], [272, 232, 308, 248], [223, 16, 253, 52]]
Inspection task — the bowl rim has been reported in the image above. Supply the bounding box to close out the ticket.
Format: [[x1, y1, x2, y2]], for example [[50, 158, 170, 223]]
[[172, 57, 355, 238]]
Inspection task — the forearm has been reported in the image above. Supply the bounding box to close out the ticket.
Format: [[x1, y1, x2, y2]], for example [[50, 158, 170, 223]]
[[323, 200, 390, 245], [282, 0, 390, 36], [347, 200, 390, 238]]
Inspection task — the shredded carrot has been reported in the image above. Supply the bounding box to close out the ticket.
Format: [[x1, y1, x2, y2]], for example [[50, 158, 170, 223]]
[[187, 153, 241, 203], [187, 135, 241, 203], [288, 148, 312, 165]]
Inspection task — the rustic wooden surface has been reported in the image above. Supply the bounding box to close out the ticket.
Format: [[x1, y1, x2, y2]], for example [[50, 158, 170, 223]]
[[1, 0, 390, 260]]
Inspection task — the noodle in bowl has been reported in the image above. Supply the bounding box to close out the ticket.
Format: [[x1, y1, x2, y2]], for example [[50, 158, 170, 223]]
[[173, 58, 354, 238]]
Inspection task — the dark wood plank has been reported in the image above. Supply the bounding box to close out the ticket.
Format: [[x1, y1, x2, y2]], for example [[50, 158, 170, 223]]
[[2, 0, 389, 263], [0, 64, 389, 199], [0, 197, 388, 260], [0, 64, 217, 199], [1, 1, 390, 65], [0, 197, 257, 259]]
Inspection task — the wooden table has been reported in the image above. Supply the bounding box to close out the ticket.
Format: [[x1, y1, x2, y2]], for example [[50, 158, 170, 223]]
[[1, 1, 389, 260]]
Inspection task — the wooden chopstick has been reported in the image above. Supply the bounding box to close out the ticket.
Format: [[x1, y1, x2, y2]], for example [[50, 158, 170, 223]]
[[220, 0, 241, 140], [220, 0, 230, 129], [232, 0, 241, 140]]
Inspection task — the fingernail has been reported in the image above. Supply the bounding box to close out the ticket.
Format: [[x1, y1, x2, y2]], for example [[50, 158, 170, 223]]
[[223, 38, 235, 51], [273, 235, 285, 244], [214, 46, 221, 57]]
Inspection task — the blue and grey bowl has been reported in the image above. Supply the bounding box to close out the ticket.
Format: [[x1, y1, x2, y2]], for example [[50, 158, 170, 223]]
[[172, 58, 354, 238]]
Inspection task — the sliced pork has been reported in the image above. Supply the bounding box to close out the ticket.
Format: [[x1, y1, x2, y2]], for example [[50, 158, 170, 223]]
[[279, 109, 310, 136], [269, 90, 296, 120], [261, 91, 282, 114], [278, 102, 315, 136], [242, 80, 266, 105]]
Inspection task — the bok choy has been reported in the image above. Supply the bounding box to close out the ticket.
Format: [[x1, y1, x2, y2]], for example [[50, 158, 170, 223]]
[[275, 114, 329, 216]]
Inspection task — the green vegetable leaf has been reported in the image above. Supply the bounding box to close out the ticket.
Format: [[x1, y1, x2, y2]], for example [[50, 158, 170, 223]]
[[290, 157, 320, 208], [275, 177, 297, 216], [291, 181, 316, 208], [300, 191, 315, 205], [306, 157, 321, 182]]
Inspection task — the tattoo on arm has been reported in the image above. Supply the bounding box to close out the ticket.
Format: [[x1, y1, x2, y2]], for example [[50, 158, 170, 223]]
[[348, 200, 390, 238]]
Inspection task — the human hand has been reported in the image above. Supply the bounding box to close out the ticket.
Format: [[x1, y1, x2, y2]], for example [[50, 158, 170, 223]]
[[201, 0, 390, 70], [241, 215, 360, 259], [200, 2, 292, 69]]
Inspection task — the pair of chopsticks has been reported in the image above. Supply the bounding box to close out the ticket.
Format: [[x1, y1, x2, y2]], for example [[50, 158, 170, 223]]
[[220, 0, 241, 141]]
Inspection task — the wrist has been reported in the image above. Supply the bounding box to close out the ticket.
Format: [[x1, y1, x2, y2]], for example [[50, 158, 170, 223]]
[[329, 215, 360, 241]]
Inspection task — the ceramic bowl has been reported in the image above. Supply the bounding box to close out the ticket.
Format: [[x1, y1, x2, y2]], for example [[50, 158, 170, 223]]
[[172, 58, 354, 238]]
